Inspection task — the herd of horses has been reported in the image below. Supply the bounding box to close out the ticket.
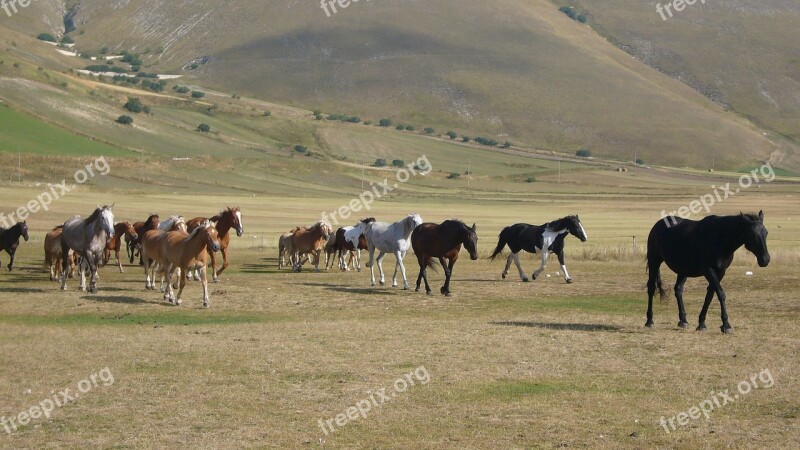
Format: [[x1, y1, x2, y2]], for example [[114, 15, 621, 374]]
[[0, 204, 771, 333]]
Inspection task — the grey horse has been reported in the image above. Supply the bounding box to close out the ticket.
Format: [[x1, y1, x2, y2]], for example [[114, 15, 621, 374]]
[[365, 214, 423, 290], [60, 205, 115, 293]]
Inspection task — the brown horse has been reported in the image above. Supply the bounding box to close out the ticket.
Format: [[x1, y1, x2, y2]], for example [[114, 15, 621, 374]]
[[44, 226, 76, 281], [161, 221, 221, 307], [103, 222, 138, 273], [141, 216, 187, 291], [412, 220, 479, 296], [186, 207, 243, 282], [290, 221, 333, 272], [129, 214, 160, 265]]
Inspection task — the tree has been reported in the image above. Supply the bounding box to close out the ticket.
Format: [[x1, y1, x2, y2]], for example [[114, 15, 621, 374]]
[[191, 91, 205, 99], [379, 118, 393, 127], [60, 35, 75, 44], [374, 158, 387, 167], [447, 172, 461, 179], [315, 114, 324, 120], [392, 159, 405, 168], [636, 158, 645, 165], [424, 127, 435, 135], [446, 131, 458, 140], [396, 125, 405, 130], [198, 123, 211, 133], [123, 97, 144, 113], [294, 145, 308, 153], [37, 33, 57, 43], [576, 149, 592, 158], [461, 136, 470, 143], [405, 125, 415, 131], [116, 115, 133, 125], [174, 85, 190, 94]]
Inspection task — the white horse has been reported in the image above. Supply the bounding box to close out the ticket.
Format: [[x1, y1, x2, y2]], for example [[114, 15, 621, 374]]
[[365, 214, 423, 289]]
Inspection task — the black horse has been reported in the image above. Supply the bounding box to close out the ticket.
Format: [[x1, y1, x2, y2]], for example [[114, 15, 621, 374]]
[[489, 215, 588, 283], [412, 220, 479, 296], [0, 221, 29, 271], [646, 211, 770, 334]]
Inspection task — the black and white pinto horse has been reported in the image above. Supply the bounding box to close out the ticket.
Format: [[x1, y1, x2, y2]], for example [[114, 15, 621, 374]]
[[60, 205, 116, 293], [0, 221, 29, 271], [490, 215, 588, 283], [646, 211, 770, 334]]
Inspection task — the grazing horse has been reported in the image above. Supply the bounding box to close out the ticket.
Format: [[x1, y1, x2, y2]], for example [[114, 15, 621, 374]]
[[103, 222, 138, 273], [60, 205, 115, 293], [490, 215, 588, 283], [141, 216, 187, 291], [186, 207, 244, 282], [0, 221, 29, 271], [289, 222, 333, 272], [129, 214, 160, 265], [161, 221, 221, 308], [412, 220, 479, 296], [646, 211, 770, 334], [365, 214, 424, 289], [44, 226, 76, 281]]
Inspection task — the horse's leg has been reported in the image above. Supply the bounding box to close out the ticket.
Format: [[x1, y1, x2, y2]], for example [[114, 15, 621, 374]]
[[512, 253, 529, 282], [532, 252, 549, 281], [439, 257, 452, 296], [175, 265, 187, 306], [355, 249, 362, 272], [396, 251, 409, 290], [200, 265, 210, 308], [556, 249, 573, 284], [7, 248, 15, 271], [78, 253, 88, 291], [502, 253, 513, 280], [705, 269, 732, 333], [88, 253, 100, 294], [376, 252, 387, 286], [60, 244, 70, 291], [696, 284, 716, 332], [116, 248, 124, 273], [163, 263, 175, 303], [415, 254, 426, 293], [674, 274, 689, 329], [213, 246, 225, 282]]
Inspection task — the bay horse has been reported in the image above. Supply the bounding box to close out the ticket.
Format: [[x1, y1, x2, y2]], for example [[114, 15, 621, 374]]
[[646, 211, 770, 334], [161, 220, 221, 307], [44, 226, 76, 281], [141, 216, 187, 291], [289, 221, 333, 272], [186, 207, 244, 282], [60, 205, 115, 293], [0, 221, 29, 271], [365, 214, 423, 289], [128, 214, 160, 265], [103, 222, 138, 273], [490, 215, 588, 283], [412, 220, 479, 296]]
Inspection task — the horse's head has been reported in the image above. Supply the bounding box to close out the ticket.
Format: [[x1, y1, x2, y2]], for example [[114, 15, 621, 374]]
[[98, 204, 116, 238], [123, 222, 138, 240], [353, 218, 375, 235], [462, 222, 479, 261], [203, 221, 221, 253], [566, 215, 588, 242], [320, 221, 333, 240], [19, 221, 29, 242], [742, 211, 770, 267], [407, 214, 423, 232], [224, 207, 244, 237]]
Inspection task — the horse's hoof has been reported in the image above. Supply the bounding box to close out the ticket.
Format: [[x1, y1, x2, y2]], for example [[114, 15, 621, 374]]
[[531, 274, 537, 281], [522, 278, 530, 283], [426, 290, 433, 296], [696, 324, 707, 332], [678, 322, 689, 330], [565, 278, 574, 284], [89, 286, 98, 294], [501, 273, 507, 280], [415, 288, 420, 293], [444, 292, 452, 297], [721, 326, 733, 334], [61, 287, 68, 291], [645, 321, 654, 328], [380, 281, 386, 286], [440, 287, 448, 295], [213, 278, 220, 283], [176, 299, 182, 306]]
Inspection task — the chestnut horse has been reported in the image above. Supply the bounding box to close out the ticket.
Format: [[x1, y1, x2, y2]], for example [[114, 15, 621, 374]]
[[186, 207, 244, 282], [412, 220, 479, 296], [103, 222, 138, 273], [279, 227, 305, 269], [129, 214, 160, 265], [141, 216, 187, 291], [44, 226, 76, 281], [161, 221, 221, 308], [290, 221, 333, 272]]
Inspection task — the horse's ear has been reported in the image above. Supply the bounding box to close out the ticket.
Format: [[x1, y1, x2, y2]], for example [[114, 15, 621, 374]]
[[109, 203, 115, 210], [472, 223, 477, 231], [758, 210, 764, 221]]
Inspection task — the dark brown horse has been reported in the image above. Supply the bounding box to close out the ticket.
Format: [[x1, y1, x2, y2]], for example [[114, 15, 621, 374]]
[[411, 220, 478, 296], [103, 222, 138, 272], [0, 221, 29, 271], [186, 207, 243, 282], [129, 214, 160, 265]]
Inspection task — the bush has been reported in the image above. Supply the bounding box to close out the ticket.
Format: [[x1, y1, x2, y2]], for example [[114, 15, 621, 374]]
[[174, 85, 190, 94], [576, 149, 592, 158], [502, 141, 513, 148], [392, 159, 405, 168], [396, 125, 405, 130], [635, 158, 645, 165], [124, 97, 144, 113], [60, 35, 75, 44], [191, 91, 205, 99], [294, 145, 307, 153], [461, 136, 470, 143], [559, 6, 587, 23], [37, 33, 57, 43], [526, 176, 536, 183], [363, 120, 373, 126], [263, 111, 272, 117], [328, 114, 342, 121], [141, 79, 164, 92], [122, 53, 142, 66], [198, 123, 211, 133], [424, 127, 435, 135], [346, 116, 361, 123], [116, 115, 133, 125], [474, 137, 498, 146], [313, 110, 322, 116], [315, 114, 324, 120], [100, 47, 109, 55], [379, 118, 393, 127], [405, 125, 415, 131], [447, 172, 461, 179], [446, 131, 458, 140], [374, 158, 387, 167]]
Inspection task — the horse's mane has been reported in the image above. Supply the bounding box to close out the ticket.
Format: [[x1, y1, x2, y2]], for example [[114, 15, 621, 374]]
[[361, 217, 376, 224], [545, 215, 577, 232], [52, 225, 64, 231], [187, 220, 212, 239], [84, 207, 103, 224], [144, 214, 159, 227]]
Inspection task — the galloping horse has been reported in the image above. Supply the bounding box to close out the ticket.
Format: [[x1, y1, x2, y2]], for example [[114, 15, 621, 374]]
[[412, 220, 479, 296], [186, 207, 243, 282], [141, 216, 187, 291], [490, 215, 588, 283], [128, 214, 160, 265], [646, 211, 770, 334], [44, 226, 76, 281], [289, 222, 333, 272], [160, 221, 221, 307], [103, 222, 138, 273], [60, 205, 115, 293], [365, 214, 423, 289], [0, 221, 29, 271]]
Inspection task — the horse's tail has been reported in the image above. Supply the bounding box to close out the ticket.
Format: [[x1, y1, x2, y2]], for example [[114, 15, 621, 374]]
[[489, 228, 509, 261], [646, 224, 670, 303]]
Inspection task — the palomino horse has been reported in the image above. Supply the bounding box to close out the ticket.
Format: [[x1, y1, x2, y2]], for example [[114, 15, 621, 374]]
[[412, 220, 479, 296], [128, 214, 160, 265], [44, 226, 76, 281], [490, 215, 588, 283], [289, 222, 333, 272], [161, 221, 221, 307], [60, 205, 115, 293], [141, 216, 187, 291], [0, 221, 29, 271], [186, 207, 244, 282], [365, 214, 423, 289], [646, 212, 770, 334], [103, 222, 138, 273]]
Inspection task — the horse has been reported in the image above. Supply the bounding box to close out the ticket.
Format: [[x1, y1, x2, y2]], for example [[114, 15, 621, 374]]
[[412, 220, 479, 296], [365, 214, 424, 289], [646, 211, 770, 334], [60, 205, 115, 293], [325, 218, 374, 272], [186, 207, 244, 282], [128, 214, 160, 265], [160, 220, 221, 307], [0, 221, 29, 271], [289, 222, 333, 272], [489, 215, 588, 283], [103, 222, 138, 273], [44, 226, 76, 281], [278, 228, 303, 269], [141, 216, 187, 291]]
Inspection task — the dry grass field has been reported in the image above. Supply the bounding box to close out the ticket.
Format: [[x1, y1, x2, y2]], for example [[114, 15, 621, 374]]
[[0, 181, 798, 448]]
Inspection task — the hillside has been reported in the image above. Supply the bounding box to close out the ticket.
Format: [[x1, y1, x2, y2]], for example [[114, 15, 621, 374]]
[[3, 0, 793, 170]]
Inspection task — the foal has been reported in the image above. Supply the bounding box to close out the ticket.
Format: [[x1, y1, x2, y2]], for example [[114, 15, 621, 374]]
[[44, 226, 75, 281], [104, 222, 138, 272], [412, 220, 479, 296]]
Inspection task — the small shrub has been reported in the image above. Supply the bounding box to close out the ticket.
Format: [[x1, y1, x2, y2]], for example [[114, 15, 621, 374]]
[[405, 125, 415, 131], [374, 158, 387, 167], [174, 85, 190, 94], [315, 114, 324, 120], [636, 158, 645, 165], [576, 149, 592, 158], [447, 172, 461, 179], [363, 120, 373, 126], [461, 136, 470, 143], [392, 159, 405, 168], [446, 131, 458, 140], [191, 91, 205, 99], [37, 33, 57, 43], [60, 35, 75, 44], [198, 123, 211, 133], [424, 127, 435, 135], [396, 125, 405, 130], [347, 116, 361, 123], [263, 111, 271, 117], [116, 115, 133, 125], [313, 110, 322, 116], [379, 118, 393, 127], [502, 141, 513, 148], [526, 176, 536, 183], [294, 145, 307, 153], [124, 97, 144, 113]]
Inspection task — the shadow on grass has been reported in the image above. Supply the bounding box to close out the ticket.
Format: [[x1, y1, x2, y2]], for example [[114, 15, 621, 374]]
[[299, 282, 406, 296], [0, 286, 48, 293], [491, 321, 621, 332], [81, 295, 148, 304]]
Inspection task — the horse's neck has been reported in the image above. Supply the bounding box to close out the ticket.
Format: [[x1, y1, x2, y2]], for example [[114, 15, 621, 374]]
[[717, 217, 747, 254], [215, 217, 232, 236], [185, 229, 209, 254]]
